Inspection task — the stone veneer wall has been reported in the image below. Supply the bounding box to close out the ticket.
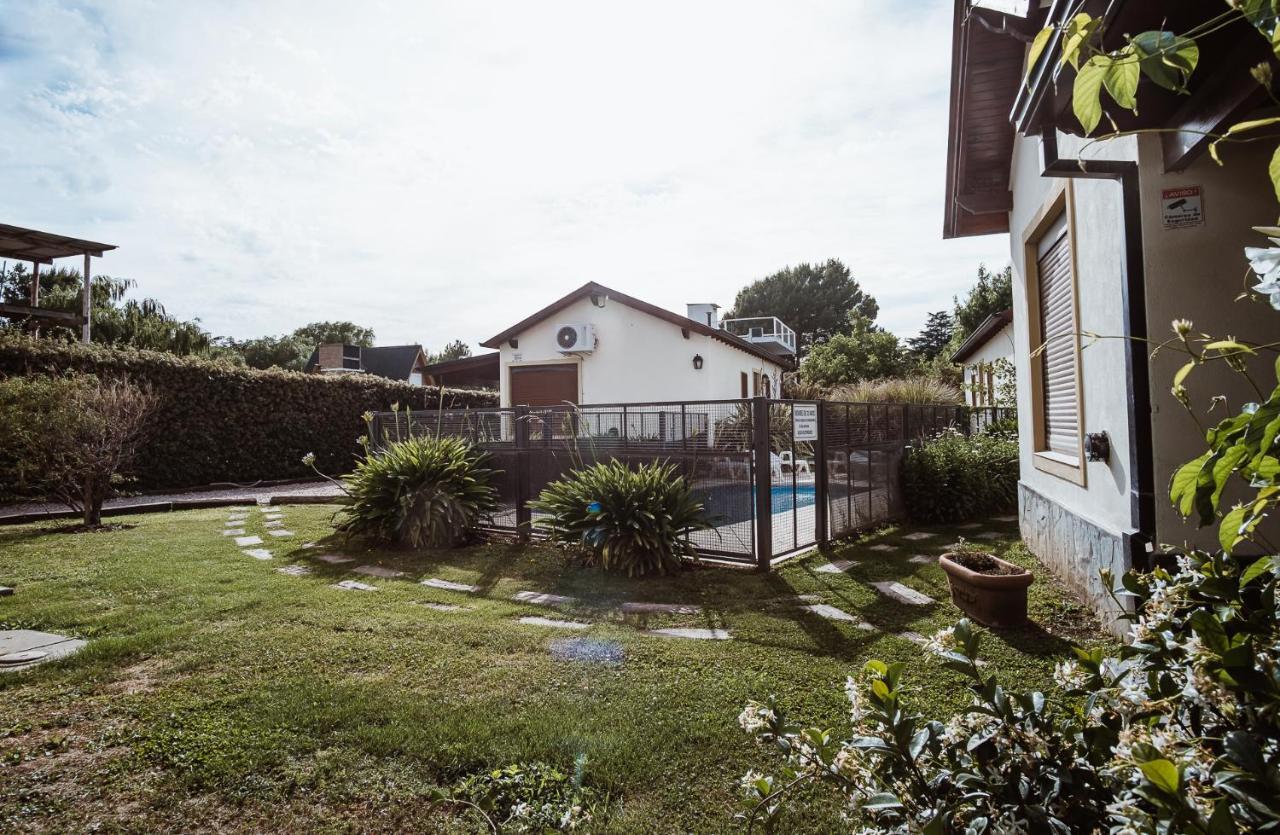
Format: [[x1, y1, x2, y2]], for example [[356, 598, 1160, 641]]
[[1018, 482, 1133, 637]]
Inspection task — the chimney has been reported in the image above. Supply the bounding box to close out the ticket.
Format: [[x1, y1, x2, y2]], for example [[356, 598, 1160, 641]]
[[317, 343, 345, 370], [686, 303, 721, 329]]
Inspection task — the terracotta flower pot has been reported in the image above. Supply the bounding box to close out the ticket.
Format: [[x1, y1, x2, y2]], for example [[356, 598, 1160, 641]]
[[939, 552, 1033, 628]]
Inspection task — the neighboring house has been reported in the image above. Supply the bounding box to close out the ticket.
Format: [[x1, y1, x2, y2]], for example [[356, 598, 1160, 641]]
[[480, 281, 793, 408], [945, 0, 1277, 627], [421, 352, 500, 389], [305, 344, 431, 384], [950, 309, 1013, 407]]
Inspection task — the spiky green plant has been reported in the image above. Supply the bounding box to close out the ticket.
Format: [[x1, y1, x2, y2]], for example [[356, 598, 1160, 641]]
[[530, 460, 712, 577], [828, 376, 962, 405], [337, 435, 497, 548]]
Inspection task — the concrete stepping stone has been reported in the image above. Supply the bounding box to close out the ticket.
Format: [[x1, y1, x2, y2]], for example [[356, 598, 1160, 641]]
[[519, 616, 590, 630], [513, 590, 576, 606], [903, 532, 936, 541], [353, 565, 404, 579], [801, 604, 876, 630], [317, 554, 355, 565], [243, 548, 273, 560], [277, 565, 311, 576], [975, 531, 1003, 540], [620, 602, 701, 615], [267, 529, 294, 538], [908, 555, 935, 565], [899, 631, 928, 646], [815, 560, 856, 574], [957, 522, 982, 530], [222, 528, 247, 536], [422, 578, 479, 593], [419, 602, 465, 612], [870, 581, 935, 606], [234, 535, 263, 547], [227, 515, 248, 523], [0, 630, 87, 672], [550, 637, 624, 666], [264, 520, 285, 528], [868, 544, 896, 552], [644, 627, 731, 640], [333, 580, 377, 592], [994, 515, 1017, 523]]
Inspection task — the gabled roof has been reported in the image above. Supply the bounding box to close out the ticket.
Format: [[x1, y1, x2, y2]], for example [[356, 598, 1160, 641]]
[[421, 351, 500, 377], [304, 344, 427, 379], [950, 309, 1013, 364], [480, 281, 789, 367]]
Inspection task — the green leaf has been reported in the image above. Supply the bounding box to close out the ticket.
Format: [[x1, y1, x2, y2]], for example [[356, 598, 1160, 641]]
[[1240, 555, 1276, 588], [1061, 14, 1097, 70], [1073, 57, 1108, 134], [1102, 50, 1140, 111], [1270, 143, 1280, 204], [1173, 360, 1196, 389], [1027, 27, 1053, 78], [1139, 758, 1180, 795], [1190, 609, 1229, 655], [1170, 452, 1211, 516], [1220, 504, 1249, 552]]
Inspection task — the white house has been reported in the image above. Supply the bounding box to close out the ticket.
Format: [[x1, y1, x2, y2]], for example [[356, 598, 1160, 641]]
[[480, 282, 793, 408], [950, 309, 1013, 407], [945, 0, 1277, 628]]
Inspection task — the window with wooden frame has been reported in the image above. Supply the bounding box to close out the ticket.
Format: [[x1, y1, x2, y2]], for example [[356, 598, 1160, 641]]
[[1023, 186, 1085, 484], [741, 372, 749, 398]]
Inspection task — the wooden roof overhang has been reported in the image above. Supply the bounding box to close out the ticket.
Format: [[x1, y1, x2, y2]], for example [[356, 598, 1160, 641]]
[[0, 224, 117, 335]]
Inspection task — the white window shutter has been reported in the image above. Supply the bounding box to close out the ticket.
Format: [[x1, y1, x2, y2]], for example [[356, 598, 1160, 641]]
[[1036, 218, 1079, 457]]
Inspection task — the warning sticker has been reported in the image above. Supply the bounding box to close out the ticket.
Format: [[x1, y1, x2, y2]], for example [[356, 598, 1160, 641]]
[[1161, 186, 1203, 229]]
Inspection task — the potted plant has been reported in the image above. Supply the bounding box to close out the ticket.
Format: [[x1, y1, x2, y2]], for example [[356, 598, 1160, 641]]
[[938, 546, 1033, 628]]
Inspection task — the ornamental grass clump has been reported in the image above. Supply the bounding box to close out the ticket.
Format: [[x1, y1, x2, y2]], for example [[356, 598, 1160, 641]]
[[335, 435, 496, 549], [530, 460, 712, 577]]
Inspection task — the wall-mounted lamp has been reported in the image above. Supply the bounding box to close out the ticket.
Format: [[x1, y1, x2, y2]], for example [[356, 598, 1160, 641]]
[[692, 354, 703, 370], [508, 338, 518, 349], [1085, 431, 1110, 463], [590, 292, 607, 308]]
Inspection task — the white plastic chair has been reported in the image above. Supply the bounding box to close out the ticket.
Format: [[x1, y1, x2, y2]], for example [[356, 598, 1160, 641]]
[[778, 450, 812, 476]]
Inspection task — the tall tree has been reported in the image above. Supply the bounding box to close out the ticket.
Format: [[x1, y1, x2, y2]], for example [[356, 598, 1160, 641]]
[[952, 264, 1012, 338], [906, 310, 955, 362], [430, 339, 471, 363], [727, 259, 878, 356], [799, 312, 908, 386], [221, 334, 309, 370], [291, 321, 375, 347]]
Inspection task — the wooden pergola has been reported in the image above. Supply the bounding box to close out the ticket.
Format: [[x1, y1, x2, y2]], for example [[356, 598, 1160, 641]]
[[0, 224, 117, 342]]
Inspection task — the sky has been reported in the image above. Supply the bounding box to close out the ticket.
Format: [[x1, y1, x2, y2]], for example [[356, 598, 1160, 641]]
[[0, 0, 1010, 351]]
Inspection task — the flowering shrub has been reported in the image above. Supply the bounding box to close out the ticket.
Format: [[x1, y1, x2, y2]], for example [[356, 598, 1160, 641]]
[[901, 429, 1018, 524], [530, 460, 711, 576], [437, 759, 603, 833]]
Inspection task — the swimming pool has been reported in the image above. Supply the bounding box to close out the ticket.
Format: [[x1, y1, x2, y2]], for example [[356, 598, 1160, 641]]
[[697, 483, 816, 523]]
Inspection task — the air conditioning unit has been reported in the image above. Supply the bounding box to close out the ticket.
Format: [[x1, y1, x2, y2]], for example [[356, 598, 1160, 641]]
[[554, 323, 596, 354]]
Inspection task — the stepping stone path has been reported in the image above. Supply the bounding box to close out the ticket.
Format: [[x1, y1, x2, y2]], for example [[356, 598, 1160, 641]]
[[802, 604, 876, 630], [265, 520, 285, 529], [222, 528, 246, 536], [243, 548, 273, 560], [868, 544, 896, 552], [908, 555, 935, 565], [0, 630, 87, 672], [645, 627, 731, 640], [419, 602, 465, 612], [815, 560, 856, 574], [234, 535, 263, 547], [620, 602, 701, 615], [333, 580, 377, 592], [903, 532, 936, 541], [550, 637, 624, 666], [513, 590, 576, 606], [870, 581, 935, 606], [353, 565, 404, 579], [899, 631, 928, 647], [267, 529, 294, 538], [519, 616, 589, 630], [422, 578, 479, 593], [277, 565, 311, 576], [317, 554, 355, 565]]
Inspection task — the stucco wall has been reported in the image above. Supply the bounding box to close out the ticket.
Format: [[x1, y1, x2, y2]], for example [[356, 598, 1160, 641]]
[[496, 295, 785, 406], [1135, 135, 1280, 550], [1008, 131, 1138, 542]]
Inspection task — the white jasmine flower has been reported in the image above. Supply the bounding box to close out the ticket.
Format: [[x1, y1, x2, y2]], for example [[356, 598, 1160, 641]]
[[924, 626, 957, 657], [1053, 659, 1087, 691], [738, 702, 775, 734]]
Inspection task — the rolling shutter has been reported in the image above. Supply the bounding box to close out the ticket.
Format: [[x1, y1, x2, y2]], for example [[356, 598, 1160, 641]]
[[1036, 214, 1078, 458]]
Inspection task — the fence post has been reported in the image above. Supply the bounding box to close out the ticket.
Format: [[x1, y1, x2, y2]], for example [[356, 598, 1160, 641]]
[[514, 405, 532, 541], [752, 395, 773, 572], [814, 401, 829, 549]]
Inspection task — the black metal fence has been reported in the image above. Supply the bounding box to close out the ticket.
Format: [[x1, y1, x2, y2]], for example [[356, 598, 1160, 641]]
[[369, 398, 1015, 569]]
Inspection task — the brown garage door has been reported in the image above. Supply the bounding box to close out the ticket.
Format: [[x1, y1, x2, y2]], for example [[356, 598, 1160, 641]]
[[510, 364, 578, 407]]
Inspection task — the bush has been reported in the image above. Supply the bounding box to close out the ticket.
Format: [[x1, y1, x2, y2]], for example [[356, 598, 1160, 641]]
[[444, 759, 604, 832], [827, 375, 961, 405], [335, 436, 497, 548], [0, 334, 495, 491], [0, 374, 156, 524], [901, 429, 1017, 523], [530, 460, 712, 576]]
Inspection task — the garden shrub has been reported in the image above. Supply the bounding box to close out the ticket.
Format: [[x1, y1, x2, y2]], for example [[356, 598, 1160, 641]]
[[442, 759, 604, 832], [0, 374, 156, 524], [334, 435, 497, 549], [0, 334, 495, 491], [901, 429, 1017, 523], [530, 460, 712, 576]]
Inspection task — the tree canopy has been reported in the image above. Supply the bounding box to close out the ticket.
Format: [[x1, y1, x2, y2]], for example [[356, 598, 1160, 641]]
[[430, 339, 471, 363], [291, 321, 375, 348], [906, 310, 955, 362], [800, 312, 908, 386], [952, 264, 1012, 339], [727, 259, 878, 356]]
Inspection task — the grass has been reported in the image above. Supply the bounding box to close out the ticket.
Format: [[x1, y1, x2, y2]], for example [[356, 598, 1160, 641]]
[[0, 506, 1109, 833]]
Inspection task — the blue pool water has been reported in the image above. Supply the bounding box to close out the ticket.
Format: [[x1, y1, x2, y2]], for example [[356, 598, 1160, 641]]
[[770, 484, 816, 513], [698, 483, 816, 524]]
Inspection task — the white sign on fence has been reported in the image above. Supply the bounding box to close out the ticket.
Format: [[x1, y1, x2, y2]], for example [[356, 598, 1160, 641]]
[[793, 404, 818, 442]]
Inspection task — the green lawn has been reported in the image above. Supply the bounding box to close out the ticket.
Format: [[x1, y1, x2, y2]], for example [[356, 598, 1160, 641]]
[[0, 506, 1107, 833]]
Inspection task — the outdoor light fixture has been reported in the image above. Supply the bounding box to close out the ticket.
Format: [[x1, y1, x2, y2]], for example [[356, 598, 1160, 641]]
[[692, 354, 703, 370], [590, 292, 607, 308]]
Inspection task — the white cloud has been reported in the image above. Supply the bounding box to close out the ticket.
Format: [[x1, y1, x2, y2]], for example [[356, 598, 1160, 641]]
[[0, 0, 1009, 349]]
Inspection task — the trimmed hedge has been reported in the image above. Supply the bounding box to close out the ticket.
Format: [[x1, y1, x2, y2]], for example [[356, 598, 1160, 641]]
[[0, 335, 496, 491]]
